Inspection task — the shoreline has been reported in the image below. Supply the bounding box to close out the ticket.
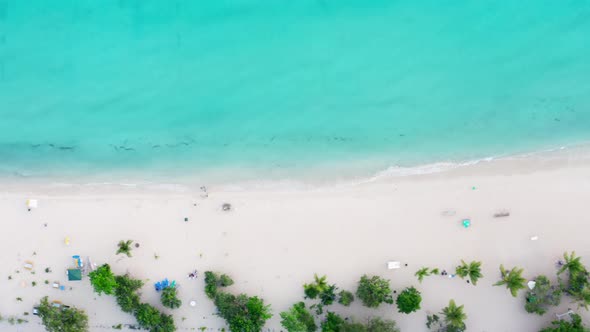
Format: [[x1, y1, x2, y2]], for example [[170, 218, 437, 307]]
[[1, 151, 590, 331], [1, 141, 590, 196]]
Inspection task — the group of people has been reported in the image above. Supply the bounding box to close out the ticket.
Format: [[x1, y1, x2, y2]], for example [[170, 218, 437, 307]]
[[187, 270, 198, 279]]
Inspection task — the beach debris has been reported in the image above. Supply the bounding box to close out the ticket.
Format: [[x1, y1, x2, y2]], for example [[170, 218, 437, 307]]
[[556, 309, 574, 320], [530, 236, 539, 241], [462, 219, 471, 228], [527, 281, 536, 290], [16, 297, 23, 301], [187, 270, 198, 280], [135, 243, 140, 248], [26, 199, 38, 211], [222, 203, 232, 211], [23, 261, 34, 270], [200, 186, 208, 198], [494, 210, 510, 218], [441, 210, 456, 216], [387, 261, 401, 270]]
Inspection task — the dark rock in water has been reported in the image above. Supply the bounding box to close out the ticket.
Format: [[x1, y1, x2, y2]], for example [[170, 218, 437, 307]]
[[222, 203, 231, 211]]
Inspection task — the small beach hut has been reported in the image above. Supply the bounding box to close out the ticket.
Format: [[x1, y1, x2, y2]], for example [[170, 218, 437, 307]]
[[67, 269, 82, 281]]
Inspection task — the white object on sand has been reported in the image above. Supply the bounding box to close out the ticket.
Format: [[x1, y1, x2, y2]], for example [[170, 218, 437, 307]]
[[27, 199, 38, 210], [530, 236, 539, 241], [387, 261, 401, 269], [189, 300, 196, 307], [527, 281, 536, 290]]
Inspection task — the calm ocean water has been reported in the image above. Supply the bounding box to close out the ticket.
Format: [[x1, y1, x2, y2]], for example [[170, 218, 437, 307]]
[[1, 1, 589, 180]]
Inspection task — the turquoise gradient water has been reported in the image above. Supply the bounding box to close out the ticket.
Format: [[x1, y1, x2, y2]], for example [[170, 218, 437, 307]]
[[1, 1, 590, 179]]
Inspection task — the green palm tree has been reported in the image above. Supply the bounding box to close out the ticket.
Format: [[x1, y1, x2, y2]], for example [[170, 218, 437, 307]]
[[455, 260, 483, 285], [430, 268, 440, 275], [116, 240, 133, 257], [415, 267, 431, 283], [161, 287, 182, 309], [494, 264, 526, 297], [441, 299, 467, 331], [558, 251, 586, 276]]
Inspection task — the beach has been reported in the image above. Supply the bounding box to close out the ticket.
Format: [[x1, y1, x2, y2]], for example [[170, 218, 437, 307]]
[[1, 153, 590, 331]]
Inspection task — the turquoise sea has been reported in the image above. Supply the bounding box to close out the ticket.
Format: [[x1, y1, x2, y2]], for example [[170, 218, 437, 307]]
[[1, 1, 590, 181]]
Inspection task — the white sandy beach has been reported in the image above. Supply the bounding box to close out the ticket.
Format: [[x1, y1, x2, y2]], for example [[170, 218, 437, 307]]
[[1, 153, 590, 332]]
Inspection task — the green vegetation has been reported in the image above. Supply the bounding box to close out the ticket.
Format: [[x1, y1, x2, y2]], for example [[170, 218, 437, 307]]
[[427, 300, 467, 332], [205, 271, 272, 332], [321, 312, 345, 332], [396, 287, 422, 314], [321, 314, 399, 332], [494, 264, 527, 297], [303, 274, 338, 305], [356, 275, 394, 308], [539, 313, 590, 332], [279, 302, 316, 332], [116, 240, 134, 257], [37, 296, 88, 332], [161, 287, 182, 309], [338, 290, 354, 306], [204, 271, 234, 299], [525, 275, 561, 315], [114, 274, 143, 313], [415, 267, 431, 283], [557, 251, 590, 309], [87, 267, 175, 332], [88, 264, 117, 295], [214, 293, 272, 332], [455, 260, 483, 285], [133, 303, 175, 332]]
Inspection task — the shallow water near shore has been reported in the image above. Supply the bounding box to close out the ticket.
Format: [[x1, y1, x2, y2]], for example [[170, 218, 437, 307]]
[[1, 1, 590, 180]]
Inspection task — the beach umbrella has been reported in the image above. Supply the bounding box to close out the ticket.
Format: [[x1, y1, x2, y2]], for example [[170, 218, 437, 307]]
[[462, 219, 471, 228]]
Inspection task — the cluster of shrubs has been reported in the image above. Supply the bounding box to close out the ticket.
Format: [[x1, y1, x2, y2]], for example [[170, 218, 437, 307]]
[[89, 264, 176, 332], [204, 271, 272, 332]]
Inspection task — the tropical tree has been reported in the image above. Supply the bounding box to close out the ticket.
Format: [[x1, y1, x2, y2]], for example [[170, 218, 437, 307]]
[[524, 275, 561, 315], [321, 312, 345, 332], [303, 274, 329, 299], [441, 299, 467, 332], [558, 251, 586, 276], [36, 296, 88, 332], [204, 271, 234, 299], [557, 251, 590, 309], [356, 275, 394, 308], [161, 287, 182, 309], [365, 317, 400, 332], [338, 290, 354, 306], [494, 264, 526, 297], [88, 264, 117, 295], [415, 267, 431, 283], [279, 302, 316, 332], [213, 292, 272, 332], [455, 260, 483, 285], [114, 274, 144, 313], [539, 313, 589, 332], [396, 287, 422, 314], [303, 274, 338, 306], [135, 303, 162, 329], [116, 240, 133, 257]]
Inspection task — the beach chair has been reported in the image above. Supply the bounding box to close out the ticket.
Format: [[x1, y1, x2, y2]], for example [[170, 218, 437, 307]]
[[387, 261, 401, 270], [26, 199, 38, 210]]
